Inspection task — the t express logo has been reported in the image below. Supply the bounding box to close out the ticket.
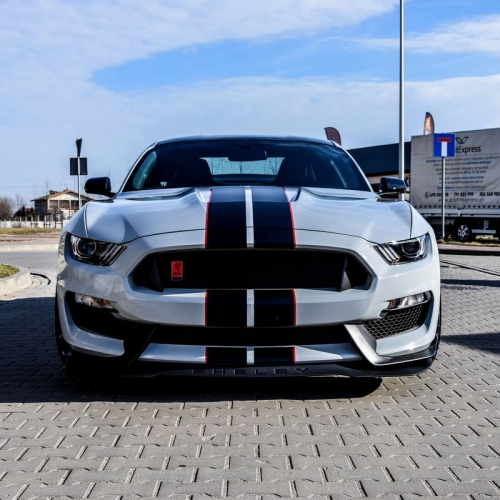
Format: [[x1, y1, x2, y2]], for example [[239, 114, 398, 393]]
[[455, 136, 481, 155]]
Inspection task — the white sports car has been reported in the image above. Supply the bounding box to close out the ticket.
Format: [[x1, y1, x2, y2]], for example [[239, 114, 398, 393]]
[[55, 136, 441, 378]]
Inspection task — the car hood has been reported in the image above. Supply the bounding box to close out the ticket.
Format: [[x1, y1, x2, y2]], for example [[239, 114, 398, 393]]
[[69, 186, 413, 245]]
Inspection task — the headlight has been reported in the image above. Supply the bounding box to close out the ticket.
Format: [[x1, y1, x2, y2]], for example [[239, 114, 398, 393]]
[[375, 234, 428, 265], [70, 235, 125, 266]]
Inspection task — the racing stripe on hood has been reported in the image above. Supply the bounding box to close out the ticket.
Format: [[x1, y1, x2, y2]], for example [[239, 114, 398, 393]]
[[251, 186, 295, 249], [205, 186, 247, 249], [205, 186, 295, 249]]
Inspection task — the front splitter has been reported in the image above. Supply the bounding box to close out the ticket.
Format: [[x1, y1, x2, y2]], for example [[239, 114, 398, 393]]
[[111, 356, 434, 379]]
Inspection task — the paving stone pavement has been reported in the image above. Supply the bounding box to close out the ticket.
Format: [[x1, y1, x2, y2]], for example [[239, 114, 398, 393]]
[[0, 250, 499, 499]]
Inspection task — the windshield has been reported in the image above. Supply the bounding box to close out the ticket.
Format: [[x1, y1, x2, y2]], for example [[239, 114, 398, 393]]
[[122, 140, 371, 192]]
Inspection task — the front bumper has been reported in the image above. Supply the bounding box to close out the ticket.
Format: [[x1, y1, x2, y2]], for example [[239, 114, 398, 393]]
[[56, 229, 441, 376]]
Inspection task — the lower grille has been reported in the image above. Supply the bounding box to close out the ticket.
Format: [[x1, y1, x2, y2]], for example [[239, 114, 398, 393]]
[[132, 249, 370, 292], [151, 325, 352, 346], [67, 294, 352, 347], [363, 303, 430, 340]]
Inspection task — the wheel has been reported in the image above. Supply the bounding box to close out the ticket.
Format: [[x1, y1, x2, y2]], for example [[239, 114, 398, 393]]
[[55, 298, 120, 376], [55, 298, 94, 373], [455, 223, 473, 242], [55, 298, 72, 366], [433, 301, 441, 360]]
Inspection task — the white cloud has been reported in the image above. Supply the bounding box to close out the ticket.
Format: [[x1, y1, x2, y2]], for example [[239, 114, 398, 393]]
[[356, 14, 500, 55], [406, 15, 500, 55], [0, 1, 499, 202], [0, 0, 399, 199], [0, 0, 398, 76], [3, 73, 500, 200]]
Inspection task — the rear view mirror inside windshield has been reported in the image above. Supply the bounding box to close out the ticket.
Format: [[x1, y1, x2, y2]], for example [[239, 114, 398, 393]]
[[227, 148, 267, 162]]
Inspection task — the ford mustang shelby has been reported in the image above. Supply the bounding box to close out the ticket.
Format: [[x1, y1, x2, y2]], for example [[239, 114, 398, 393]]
[[55, 136, 441, 377]]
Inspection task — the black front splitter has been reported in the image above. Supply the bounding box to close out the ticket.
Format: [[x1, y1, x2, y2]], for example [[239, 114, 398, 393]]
[[109, 356, 434, 379]]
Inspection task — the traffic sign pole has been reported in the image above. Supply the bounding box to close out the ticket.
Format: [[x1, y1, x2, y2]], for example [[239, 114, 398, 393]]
[[437, 137, 452, 239], [76, 139, 82, 210], [433, 134, 455, 240], [441, 157, 445, 239]]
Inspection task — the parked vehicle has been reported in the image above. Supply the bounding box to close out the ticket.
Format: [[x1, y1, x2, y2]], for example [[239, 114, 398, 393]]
[[55, 135, 441, 378], [411, 127, 500, 241]]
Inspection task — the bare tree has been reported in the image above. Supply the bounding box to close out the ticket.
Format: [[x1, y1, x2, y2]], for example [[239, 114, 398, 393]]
[[0, 196, 14, 220], [14, 193, 27, 212]]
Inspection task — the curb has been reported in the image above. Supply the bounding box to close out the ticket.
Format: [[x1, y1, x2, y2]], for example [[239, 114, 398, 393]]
[[0, 244, 59, 252], [438, 244, 500, 256], [0, 267, 32, 296]]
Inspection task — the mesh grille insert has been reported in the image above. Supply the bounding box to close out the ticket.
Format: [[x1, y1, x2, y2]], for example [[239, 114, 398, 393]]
[[132, 249, 369, 292], [363, 303, 430, 340]]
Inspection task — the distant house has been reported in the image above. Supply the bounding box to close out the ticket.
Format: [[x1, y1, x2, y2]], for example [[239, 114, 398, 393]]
[[31, 189, 93, 219], [13, 207, 35, 217]]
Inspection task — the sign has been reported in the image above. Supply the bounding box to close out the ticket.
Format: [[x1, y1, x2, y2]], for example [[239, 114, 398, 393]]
[[70, 157, 88, 175], [433, 133, 456, 158]]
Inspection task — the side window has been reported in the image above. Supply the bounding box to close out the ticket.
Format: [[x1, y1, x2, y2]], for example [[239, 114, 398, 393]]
[[329, 152, 370, 191], [131, 151, 157, 190]]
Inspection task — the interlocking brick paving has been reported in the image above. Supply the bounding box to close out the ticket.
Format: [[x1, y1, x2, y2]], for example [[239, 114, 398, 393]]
[[0, 250, 499, 499]]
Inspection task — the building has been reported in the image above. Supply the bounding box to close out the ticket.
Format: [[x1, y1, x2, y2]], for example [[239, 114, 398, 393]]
[[348, 142, 411, 191], [31, 189, 93, 219]]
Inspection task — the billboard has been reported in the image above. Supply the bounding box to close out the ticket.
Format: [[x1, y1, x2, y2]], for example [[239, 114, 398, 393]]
[[410, 128, 500, 210]]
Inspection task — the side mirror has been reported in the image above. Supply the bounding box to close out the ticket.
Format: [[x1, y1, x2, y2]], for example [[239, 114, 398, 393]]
[[85, 177, 114, 197], [379, 176, 407, 195]]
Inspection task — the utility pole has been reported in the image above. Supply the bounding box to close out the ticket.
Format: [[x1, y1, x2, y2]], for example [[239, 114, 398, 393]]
[[398, 0, 405, 200]]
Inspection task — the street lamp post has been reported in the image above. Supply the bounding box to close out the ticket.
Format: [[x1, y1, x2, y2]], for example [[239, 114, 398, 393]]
[[398, 0, 405, 200]]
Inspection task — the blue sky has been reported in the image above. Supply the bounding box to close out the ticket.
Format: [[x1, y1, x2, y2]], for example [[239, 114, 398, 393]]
[[0, 0, 499, 205]]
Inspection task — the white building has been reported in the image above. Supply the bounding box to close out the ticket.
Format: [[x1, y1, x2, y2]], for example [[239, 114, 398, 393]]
[[31, 189, 93, 219]]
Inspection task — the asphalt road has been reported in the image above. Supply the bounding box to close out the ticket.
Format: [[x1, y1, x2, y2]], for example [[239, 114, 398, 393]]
[[0, 249, 499, 499]]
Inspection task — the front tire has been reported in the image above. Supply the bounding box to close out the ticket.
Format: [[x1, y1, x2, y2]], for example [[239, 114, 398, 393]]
[[433, 302, 442, 360], [55, 298, 72, 366]]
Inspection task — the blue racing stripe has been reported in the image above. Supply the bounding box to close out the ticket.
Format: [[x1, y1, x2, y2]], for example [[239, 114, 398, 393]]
[[251, 186, 295, 249], [206, 290, 247, 327], [254, 289, 295, 327], [206, 186, 247, 249]]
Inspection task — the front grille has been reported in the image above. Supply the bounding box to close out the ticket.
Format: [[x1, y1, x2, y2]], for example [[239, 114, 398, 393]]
[[131, 249, 370, 292], [151, 324, 352, 346], [363, 303, 430, 340]]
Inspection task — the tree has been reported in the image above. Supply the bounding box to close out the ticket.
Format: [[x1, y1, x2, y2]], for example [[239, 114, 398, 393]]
[[0, 196, 14, 220], [14, 193, 27, 212]]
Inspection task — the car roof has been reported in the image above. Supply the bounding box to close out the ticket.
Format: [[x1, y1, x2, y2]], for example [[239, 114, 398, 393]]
[[154, 135, 337, 147]]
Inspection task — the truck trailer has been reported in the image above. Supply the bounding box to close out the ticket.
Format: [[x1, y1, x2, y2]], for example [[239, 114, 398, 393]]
[[410, 127, 500, 241]]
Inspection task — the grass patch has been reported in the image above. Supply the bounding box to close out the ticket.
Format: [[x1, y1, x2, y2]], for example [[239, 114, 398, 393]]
[[438, 237, 500, 247], [0, 264, 19, 279], [0, 227, 60, 235]]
